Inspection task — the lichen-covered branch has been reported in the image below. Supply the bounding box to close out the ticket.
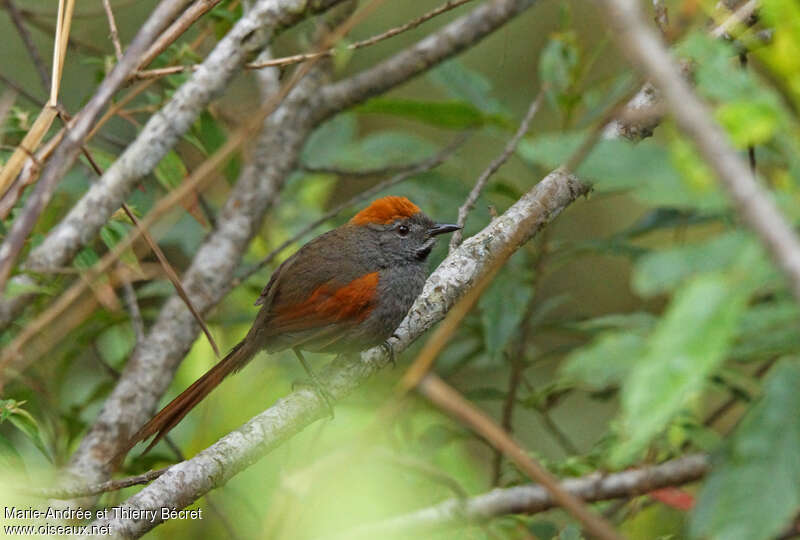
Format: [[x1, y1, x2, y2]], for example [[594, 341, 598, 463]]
[[330, 454, 709, 538], [83, 169, 588, 539], [22, 0, 345, 274], [65, 49, 327, 487], [65, 0, 542, 488], [600, 0, 800, 305], [317, 0, 537, 118]]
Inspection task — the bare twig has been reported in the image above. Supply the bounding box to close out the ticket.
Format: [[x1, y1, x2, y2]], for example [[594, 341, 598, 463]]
[[84, 167, 588, 538], [449, 89, 543, 250], [121, 278, 145, 343], [79, 143, 221, 357], [24, 468, 168, 499], [710, 0, 759, 39], [600, 0, 800, 305], [4, 0, 51, 91], [137, 0, 223, 71], [418, 374, 624, 540], [330, 455, 709, 538], [135, 0, 473, 78], [101, 0, 124, 61], [0, 0, 192, 292]]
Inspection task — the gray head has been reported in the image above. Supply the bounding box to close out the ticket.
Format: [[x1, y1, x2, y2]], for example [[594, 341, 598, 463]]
[[349, 196, 460, 266]]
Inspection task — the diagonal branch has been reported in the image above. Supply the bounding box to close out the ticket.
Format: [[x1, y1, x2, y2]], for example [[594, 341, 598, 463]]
[[599, 0, 800, 305], [0, 0, 192, 290], [85, 168, 589, 539], [329, 454, 709, 538]]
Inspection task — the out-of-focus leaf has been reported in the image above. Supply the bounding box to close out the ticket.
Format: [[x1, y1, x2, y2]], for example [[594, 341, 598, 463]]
[[569, 312, 658, 334], [539, 31, 581, 119], [153, 150, 187, 190], [562, 332, 646, 389], [428, 59, 508, 114], [689, 359, 800, 540], [716, 100, 780, 148], [517, 132, 727, 209], [479, 253, 533, 359], [0, 400, 50, 462], [0, 432, 25, 473], [632, 232, 756, 297], [611, 272, 751, 465], [463, 387, 508, 401], [355, 98, 508, 129], [302, 113, 356, 168], [730, 300, 800, 361]]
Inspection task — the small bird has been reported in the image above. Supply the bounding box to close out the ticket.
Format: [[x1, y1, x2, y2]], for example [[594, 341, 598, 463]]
[[120, 196, 459, 458]]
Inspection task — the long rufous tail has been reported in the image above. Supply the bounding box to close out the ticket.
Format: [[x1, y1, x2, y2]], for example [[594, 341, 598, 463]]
[[115, 338, 258, 462]]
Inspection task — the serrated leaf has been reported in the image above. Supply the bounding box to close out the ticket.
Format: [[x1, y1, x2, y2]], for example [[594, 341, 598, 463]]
[[690, 359, 800, 540], [611, 273, 751, 465]]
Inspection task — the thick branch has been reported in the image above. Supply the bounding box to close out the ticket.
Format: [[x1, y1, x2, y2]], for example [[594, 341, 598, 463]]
[[65, 51, 326, 487], [22, 0, 344, 274], [0, 0, 192, 288], [317, 0, 537, 117], [600, 0, 800, 303], [84, 169, 588, 538], [331, 455, 709, 538]]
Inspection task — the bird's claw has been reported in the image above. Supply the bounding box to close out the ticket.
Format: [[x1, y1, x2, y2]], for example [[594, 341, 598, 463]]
[[381, 336, 399, 367]]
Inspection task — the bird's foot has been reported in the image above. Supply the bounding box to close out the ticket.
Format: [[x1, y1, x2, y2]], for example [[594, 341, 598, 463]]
[[292, 348, 335, 419], [381, 335, 399, 367]]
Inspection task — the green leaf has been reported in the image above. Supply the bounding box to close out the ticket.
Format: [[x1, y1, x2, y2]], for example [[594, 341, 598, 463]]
[[716, 100, 780, 147], [517, 132, 726, 209], [562, 332, 646, 389], [479, 254, 533, 358], [690, 359, 800, 540], [611, 272, 751, 465], [632, 232, 752, 297], [154, 150, 188, 190], [355, 98, 508, 129], [428, 59, 507, 115], [0, 400, 51, 462]]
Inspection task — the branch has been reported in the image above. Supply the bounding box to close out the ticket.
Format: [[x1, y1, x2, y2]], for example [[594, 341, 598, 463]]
[[21, 0, 345, 275], [68, 0, 538, 500], [599, 0, 800, 305], [449, 88, 543, 249], [317, 0, 538, 117], [85, 169, 589, 538], [64, 47, 321, 487], [0, 0, 192, 289], [329, 455, 709, 538]]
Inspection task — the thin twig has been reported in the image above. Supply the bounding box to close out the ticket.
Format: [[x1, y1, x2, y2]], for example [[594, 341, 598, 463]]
[[4, 0, 51, 91], [102, 0, 124, 61], [449, 88, 543, 250], [121, 277, 145, 343], [77, 120, 221, 357], [601, 0, 800, 307], [0, 0, 387, 389], [234, 133, 469, 286], [135, 0, 473, 79], [0, 0, 191, 296], [137, 0, 224, 71], [334, 455, 709, 538], [23, 468, 168, 499], [418, 374, 625, 540]]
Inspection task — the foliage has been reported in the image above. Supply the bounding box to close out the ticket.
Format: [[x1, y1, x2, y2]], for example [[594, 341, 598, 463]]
[[2, 0, 800, 539]]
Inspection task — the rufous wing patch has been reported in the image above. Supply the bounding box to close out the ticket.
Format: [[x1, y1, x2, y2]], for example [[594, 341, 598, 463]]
[[350, 196, 420, 225], [272, 272, 380, 331]]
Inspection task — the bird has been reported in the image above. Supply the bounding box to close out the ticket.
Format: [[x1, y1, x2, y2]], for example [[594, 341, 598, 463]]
[[118, 196, 460, 459]]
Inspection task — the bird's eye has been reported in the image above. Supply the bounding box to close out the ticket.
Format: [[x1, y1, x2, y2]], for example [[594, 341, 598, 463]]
[[397, 224, 410, 236]]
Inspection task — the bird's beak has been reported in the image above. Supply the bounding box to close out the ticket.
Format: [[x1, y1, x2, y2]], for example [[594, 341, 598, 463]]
[[428, 223, 461, 237]]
